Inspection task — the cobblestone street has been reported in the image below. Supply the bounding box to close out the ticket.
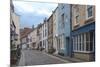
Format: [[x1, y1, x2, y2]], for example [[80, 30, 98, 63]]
[[18, 49, 70, 66]]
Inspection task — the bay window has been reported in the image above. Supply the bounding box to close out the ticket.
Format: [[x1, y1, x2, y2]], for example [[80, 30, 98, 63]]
[[73, 32, 95, 52]]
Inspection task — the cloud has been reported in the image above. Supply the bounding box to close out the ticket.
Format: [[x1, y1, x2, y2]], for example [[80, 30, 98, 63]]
[[13, 1, 57, 16], [13, 1, 58, 28], [13, 1, 35, 15]]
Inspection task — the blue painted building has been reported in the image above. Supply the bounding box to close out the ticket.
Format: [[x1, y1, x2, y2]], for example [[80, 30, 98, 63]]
[[55, 4, 71, 56]]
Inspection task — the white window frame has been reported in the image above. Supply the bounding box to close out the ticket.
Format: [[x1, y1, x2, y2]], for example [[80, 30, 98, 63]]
[[78, 35, 80, 51], [80, 34, 82, 51], [86, 5, 94, 20], [72, 37, 75, 50], [73, 32, 94, 53]]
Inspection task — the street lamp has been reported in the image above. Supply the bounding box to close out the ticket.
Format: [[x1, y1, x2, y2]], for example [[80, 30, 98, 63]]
[[55, 34, 58, 38]]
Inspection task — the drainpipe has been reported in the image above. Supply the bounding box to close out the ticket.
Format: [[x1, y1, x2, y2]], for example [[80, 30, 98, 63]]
[[70, 4, 73, 57]]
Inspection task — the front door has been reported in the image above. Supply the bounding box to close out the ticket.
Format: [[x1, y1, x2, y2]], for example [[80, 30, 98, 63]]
[[66, 37, 70, 56]]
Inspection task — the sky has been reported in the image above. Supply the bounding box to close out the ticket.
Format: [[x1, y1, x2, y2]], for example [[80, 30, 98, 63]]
[[13, 1, 58, 29]]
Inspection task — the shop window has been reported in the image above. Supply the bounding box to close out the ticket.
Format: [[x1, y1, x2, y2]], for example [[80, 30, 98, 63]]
[[73, 32, 94, 52]]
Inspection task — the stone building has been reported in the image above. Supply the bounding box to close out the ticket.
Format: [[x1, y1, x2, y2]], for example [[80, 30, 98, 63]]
[[47, 14, 54, 53], [20, 28, 32, 49], [71, 4, 95, 61]]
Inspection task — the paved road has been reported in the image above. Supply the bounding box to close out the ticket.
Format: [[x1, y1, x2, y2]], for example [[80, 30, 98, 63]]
[[18, 49, 70, 66]]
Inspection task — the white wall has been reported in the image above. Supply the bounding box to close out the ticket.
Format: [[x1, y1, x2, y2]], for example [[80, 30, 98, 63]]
[[12, 13, 20, 46]]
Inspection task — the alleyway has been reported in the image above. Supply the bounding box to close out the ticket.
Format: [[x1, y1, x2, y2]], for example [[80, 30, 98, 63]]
[[18, 49, 70, 66]]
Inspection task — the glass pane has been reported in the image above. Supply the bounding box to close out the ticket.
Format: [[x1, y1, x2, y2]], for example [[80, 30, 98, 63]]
[[90, 31, 93, 51], [86, 32, 91, 51], [79, 35, 81, 51], [88, 6, 93, 17], [82, 33, 84, 51]]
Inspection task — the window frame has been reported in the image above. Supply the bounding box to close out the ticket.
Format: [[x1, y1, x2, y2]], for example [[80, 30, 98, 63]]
[[73, 32, 94, 53], [86, 5, 93, 20]]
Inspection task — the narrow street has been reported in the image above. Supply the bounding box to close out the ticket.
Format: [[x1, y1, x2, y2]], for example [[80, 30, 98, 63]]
[[18, 49, 70, 66]]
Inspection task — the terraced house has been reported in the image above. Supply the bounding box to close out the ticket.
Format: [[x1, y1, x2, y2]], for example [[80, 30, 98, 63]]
[[37, 23, 43, 50], [71, 5, 95, 61], [47, 14, 54, 53], [10, 0, 20, 65], [27, 27, 38, 49], [10, 2, 20, 49], [53, 7, 59, 54], [41, 18, 48, 52], [20, 28, 32, 49], [52, 4, 71, 57]]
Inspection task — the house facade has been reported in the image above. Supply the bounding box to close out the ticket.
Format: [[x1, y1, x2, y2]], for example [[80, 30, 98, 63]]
[[12, 13, 20, 48], [53, 7, 59, 54], [20, 28, 32, 49], [10, 1, 20, 49], [41, 18, 48, 52], [53, 4, 71, 56], [37, 24, 42, 50], [27, 28, 37, 49], [71, 5, 95, 61], [47, 14, 54, 53]]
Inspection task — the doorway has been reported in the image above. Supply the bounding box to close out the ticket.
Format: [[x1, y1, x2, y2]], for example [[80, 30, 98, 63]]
[[66, 37, 70, 56]]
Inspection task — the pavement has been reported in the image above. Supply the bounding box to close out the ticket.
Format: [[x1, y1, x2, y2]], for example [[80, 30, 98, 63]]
[[17, 49, 70, 66], [53, 54, 85, 63]]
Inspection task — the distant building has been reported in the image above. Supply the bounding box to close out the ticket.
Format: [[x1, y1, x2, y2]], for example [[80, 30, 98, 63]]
[[27, 28, 38, 49], [20, 28, 32, 49], [37, 24, 42, 50], [41, 18, 48, 52], [71, 4, 95, 61]]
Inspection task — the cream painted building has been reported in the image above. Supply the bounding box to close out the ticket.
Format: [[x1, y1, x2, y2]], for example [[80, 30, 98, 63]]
[[27, 28, 38, 49], [11, 13, 20, 47], [10, 1, 20, 49], [53, 7, 59, 54]]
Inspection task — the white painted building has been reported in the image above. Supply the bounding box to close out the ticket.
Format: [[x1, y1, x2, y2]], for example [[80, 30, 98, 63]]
[[41, 18, 48, 51], [53, 7, 59, 54]]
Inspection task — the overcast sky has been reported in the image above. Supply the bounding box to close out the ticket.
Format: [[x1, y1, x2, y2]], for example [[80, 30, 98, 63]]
[[13, 1, 58, 28]]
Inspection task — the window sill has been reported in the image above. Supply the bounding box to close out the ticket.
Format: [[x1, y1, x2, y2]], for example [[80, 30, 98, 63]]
[[85, 16, 95, 24], [73, 51, 94, 53], [73, 23, 80, 29]]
